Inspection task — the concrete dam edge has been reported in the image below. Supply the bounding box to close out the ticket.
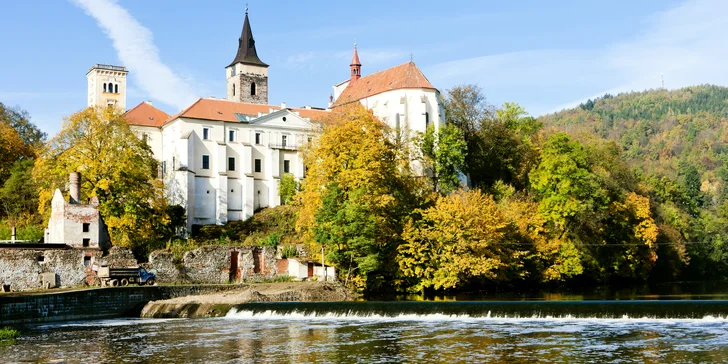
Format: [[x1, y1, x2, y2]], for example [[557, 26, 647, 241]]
[[0, 285, 243, 325]]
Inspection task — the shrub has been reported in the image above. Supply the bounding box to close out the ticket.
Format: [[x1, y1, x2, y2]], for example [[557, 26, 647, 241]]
[[280, 244, 299, 259], [260, 232, 282, 247], [0, 327, 19, 341]]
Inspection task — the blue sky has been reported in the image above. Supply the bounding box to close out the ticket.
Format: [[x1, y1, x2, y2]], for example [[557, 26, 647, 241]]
[[3, 0, 726, 136]]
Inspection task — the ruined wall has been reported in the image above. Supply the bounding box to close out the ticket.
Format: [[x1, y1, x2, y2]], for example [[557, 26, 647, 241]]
[[0, 248, 101, 291], [147, 245, 278, 284], [146, 250, 183, 283]]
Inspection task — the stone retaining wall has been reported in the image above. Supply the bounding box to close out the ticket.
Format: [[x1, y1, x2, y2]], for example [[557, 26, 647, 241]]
[[147, 246, 277, 284], [0, 285, 241, 325]]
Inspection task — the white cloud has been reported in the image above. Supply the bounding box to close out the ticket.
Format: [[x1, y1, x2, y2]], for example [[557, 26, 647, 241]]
[[71, 0, 197, 110], [426, 0, 728, 116]]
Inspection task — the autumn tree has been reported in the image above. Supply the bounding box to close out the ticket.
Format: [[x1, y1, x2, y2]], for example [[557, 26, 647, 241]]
[[297, 105, 424, 291], [33, 107, 180, 256], [399, 189, 526, 291], [0, 103, 46, 149]]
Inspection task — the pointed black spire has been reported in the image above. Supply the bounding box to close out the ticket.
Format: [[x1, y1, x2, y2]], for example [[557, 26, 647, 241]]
[[228, 11, 268, 68]]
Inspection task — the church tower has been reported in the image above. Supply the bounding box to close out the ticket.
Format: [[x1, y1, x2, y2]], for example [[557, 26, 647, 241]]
[[350, 43, 361, 83], [226, 9, 268, 104], [86, 64, 128, 110]]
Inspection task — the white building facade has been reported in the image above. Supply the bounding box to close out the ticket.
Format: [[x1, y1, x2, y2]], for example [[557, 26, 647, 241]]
[[85, 12, 446, 231]]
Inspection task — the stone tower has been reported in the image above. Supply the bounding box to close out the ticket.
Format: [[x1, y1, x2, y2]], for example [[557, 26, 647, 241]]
[[226, 9, 269, 104], [86, 64, 128, 110]]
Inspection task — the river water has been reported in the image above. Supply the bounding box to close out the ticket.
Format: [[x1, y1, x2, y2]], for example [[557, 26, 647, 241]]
[[3, 300, 728, 363]]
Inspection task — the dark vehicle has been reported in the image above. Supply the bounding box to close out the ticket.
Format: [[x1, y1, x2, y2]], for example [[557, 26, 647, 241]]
[[98, 266, 156, 287]]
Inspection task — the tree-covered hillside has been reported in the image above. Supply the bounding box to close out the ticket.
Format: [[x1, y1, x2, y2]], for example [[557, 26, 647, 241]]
[[540, 85, 728, 280], [540, 85, 728, 183]]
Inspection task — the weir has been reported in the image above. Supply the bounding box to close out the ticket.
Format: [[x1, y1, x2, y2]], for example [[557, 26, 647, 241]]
[[228, 300, 728, 320]]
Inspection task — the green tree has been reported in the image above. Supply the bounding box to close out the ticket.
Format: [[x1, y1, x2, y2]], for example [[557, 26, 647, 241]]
[[297, 105, 425, 291], [416, 124, 467, 194], [0, 160, 38, 218], [529, 133, 608, 229], [278, 173, 299, 205]]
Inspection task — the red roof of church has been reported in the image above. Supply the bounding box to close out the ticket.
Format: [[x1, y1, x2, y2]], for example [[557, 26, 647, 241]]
[[164, 98, 329, 125], [125, 102, 170, 127], [332, 61, 436, 107]]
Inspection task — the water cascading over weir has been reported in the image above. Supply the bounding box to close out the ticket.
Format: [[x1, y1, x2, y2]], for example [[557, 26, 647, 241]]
[[226, 301, 728, 320]]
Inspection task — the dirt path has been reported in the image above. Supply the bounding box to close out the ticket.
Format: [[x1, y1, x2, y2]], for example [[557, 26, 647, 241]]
[[152, 281, 354, 305]]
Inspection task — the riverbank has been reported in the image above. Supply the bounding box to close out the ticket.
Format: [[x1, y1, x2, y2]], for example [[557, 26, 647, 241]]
[[140, 281, 355, 318]]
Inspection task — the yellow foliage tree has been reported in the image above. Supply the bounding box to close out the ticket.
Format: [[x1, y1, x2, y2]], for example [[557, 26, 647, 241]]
[[399, 189, 522, 291], [0, 121, 33, 183], [296, 104, 425, 291], [33, 107, 177, 254]]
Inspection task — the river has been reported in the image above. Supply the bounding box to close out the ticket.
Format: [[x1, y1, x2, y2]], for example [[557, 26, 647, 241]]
[[3, 299, 728, 363]]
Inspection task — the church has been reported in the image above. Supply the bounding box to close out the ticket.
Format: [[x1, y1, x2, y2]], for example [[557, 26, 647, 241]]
[[85, 11, 445, 231]]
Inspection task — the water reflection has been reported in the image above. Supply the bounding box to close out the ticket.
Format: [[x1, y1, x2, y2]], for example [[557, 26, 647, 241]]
[[3, 303, 728, 363]]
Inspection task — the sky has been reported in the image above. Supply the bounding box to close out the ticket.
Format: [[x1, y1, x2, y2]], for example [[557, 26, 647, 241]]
[[2, 0, 727, 136]]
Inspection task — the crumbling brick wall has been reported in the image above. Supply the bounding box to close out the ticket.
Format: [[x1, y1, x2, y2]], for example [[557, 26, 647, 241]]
[[0, 248, 103, 291]]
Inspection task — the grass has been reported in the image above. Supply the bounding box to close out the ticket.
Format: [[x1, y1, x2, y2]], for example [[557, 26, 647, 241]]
[[259, 275, 294, 283], [0, 327, 19, 341]]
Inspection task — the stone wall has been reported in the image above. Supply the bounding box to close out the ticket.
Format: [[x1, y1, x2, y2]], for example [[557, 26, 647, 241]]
[[0, 285, 242, 325], [0, 246, 139, 292], [147, 246, 278, 284], [0, 244, 280, 291]]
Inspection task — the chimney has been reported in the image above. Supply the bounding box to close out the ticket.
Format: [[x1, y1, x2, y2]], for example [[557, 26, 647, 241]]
[[281, 102, 287, 109], [144, 100, 153, 106], [69, 172, 81, 204]]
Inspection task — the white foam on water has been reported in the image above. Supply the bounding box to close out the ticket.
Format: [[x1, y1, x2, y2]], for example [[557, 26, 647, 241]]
[[224, 308, 728, 323], [36, 318, 181, 329]]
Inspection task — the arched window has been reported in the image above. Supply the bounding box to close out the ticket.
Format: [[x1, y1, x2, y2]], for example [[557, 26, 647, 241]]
[[251, 82, 256, 96], [114, 84, 119, 94], [103, 83, 107, 92], [232, 84, 236, 96]]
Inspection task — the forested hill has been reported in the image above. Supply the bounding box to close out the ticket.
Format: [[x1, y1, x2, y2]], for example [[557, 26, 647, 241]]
[[539, 85, 728, 199]]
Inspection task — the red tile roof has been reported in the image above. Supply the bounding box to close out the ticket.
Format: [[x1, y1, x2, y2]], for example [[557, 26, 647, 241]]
[[125, 102, 170, 127], [332, 61, 436, 107], [163, 98, 329, 125]]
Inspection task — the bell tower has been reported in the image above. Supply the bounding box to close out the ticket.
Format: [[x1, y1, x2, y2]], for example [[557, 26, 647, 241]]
[[226, 9, 269, 104], [350, 43, 361, 83], [86, 64, 128, 110]]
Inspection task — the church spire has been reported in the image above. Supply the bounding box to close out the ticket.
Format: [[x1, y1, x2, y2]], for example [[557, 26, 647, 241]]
[[350, 42, 361, 83], [227, 10, 268, 68]]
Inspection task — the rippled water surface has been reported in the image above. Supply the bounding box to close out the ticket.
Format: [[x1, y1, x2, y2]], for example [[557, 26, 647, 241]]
[[3, 304, 728, 363]]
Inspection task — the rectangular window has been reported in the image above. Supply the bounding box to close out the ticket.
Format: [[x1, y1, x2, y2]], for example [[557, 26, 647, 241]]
[[229, 130, 235, 142], [82, 238, 90, 247], [228, 157, 236, 171], [255, 132, 261, 145], [82, 223, 90, 233], [162, 161, 167, 175], [283, 160, 290, 173], [202, 155, 210, 170], [282, 135, 288, 147], [254, 159, 262, 173], [142, 133, 148, 144], [203, 127, 210, 140], [83, 256, 91, 266]]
